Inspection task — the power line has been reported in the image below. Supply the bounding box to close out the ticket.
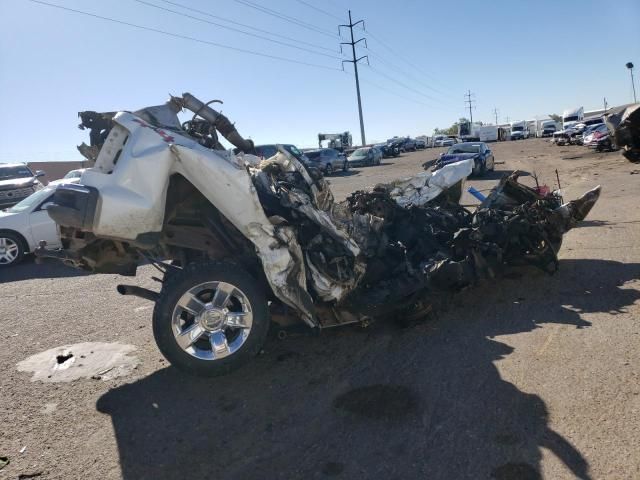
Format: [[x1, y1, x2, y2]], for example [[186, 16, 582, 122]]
[[158, 0, 336, 52], [367, 65, 442, 106], [233, 0, 338, 38], [134, 0, 341, 60], [365, 29, 454, 96], [464, 90, 476, 124], [294, 0, 342, 21], [364, 47, 451, 101], [27, 0, 343, 71], [340, 10, 368, 146], [359, 76, 439, 109]]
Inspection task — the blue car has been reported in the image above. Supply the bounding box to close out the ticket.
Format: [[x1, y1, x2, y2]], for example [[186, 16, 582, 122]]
[[434, 142, 495, 176]]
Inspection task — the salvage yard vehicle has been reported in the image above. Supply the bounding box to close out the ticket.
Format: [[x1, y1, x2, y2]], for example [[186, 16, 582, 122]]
[[433, 135, 456, 147], [434, 142, 495, 177], [510, 121, 530, 140], [0, 185, 60, 266], [250, 144, 308, 163], [0, 163, 46, 209], [38, 93, 601, 377], [604, 103, 640, 162], [303, 148, 347, 175], [347, 146, 381, 167], [49, 168, 86, 186], [376, 142, 399, 158]]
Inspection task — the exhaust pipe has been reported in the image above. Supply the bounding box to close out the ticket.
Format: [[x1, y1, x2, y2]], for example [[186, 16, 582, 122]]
[[117, 284, 159, 302]]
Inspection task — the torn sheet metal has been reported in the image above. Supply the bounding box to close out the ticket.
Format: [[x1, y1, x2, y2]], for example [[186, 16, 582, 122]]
[[604, 103, 640, 163], [389, 159, 473, 207]]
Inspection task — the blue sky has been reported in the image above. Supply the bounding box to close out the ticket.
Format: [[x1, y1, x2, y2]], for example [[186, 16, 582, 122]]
[[1, 0, 639, 162]]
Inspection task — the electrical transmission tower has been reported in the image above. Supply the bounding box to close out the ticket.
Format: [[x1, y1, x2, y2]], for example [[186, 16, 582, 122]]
[[464, 90, 476, 124], [493, 107, 499, 125], [340, 11, 368, 146]]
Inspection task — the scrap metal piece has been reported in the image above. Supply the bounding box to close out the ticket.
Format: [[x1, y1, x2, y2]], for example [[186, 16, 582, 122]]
[[604, 103, 640, 162]]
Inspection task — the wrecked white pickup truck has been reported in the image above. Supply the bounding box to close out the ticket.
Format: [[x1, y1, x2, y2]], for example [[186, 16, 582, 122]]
[[38, 93, 601, 376]]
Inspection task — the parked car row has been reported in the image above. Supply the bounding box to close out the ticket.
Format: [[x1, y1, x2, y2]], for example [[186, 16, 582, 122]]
[[552, 117, 617, 151], [0, 163, 86, 267]]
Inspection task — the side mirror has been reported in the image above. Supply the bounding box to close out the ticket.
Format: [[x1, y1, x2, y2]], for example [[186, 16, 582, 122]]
[[439, 152, 445, 157], [35, 170, 45, 178]]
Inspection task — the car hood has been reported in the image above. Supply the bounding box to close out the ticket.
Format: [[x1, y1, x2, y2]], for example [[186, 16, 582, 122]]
[[0, 177, 37, 189], [0, 209, 25, 229], [438, 153, 478, 164], [347, 155, 366, 161]]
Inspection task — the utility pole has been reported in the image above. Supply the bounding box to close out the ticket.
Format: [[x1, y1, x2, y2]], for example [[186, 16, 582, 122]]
[[464, 90, 476, 124], [505, 116, 510, 124], [603, 97, 608, 115], [492, 107, 499, 125], [340, 11, 368, 146]]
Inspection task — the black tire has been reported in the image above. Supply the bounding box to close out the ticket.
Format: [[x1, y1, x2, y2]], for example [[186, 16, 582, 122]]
[[325, 164, 333, 175], [472, 160, 481, 176], [153, 262, 270, 377], [0, 230, 27, 267]]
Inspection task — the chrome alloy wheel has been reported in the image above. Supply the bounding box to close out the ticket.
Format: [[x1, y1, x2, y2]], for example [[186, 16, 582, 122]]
[[171, 282, 253, 361], [0, 237, 20, 265]]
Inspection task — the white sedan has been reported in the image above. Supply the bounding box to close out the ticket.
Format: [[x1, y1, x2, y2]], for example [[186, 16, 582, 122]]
[[0, 186, 61, 266], [48, 168, 86, 186]]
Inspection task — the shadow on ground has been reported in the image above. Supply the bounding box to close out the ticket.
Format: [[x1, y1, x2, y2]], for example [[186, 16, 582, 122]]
[[328, 169, 360, 178], [475, 169, 514, 181], [0, 257, 87, 283], [97, 259, 640, 479]]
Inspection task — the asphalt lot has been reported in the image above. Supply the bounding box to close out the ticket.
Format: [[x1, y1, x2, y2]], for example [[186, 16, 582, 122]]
[[1, 139, 639, 479]]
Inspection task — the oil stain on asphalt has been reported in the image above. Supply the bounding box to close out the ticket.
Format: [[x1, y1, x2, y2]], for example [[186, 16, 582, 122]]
[[333, 384, 419, 420]]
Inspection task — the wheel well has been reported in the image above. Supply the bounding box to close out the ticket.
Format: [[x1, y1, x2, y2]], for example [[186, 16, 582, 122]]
[[0, 229, 29, 253], [161, 174, 263, 273]]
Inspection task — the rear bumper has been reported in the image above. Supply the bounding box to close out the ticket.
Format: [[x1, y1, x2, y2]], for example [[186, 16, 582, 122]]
[[47, 184, 100, 231]]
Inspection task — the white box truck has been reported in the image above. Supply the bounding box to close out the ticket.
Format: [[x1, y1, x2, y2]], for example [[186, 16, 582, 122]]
[[540, 120, 560, 137], [510, 121, 530, 140], [562, 107, 584, 130], [478, 125, 499, 142], [458, 121, 483, 141]]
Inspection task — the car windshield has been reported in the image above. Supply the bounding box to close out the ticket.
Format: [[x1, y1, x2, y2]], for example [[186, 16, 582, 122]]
[[512, 126, 523, 131], [284, 145, 303, 159], [305, 150, 322, 160], [352, 148, 369, 157], [6, 187, 53, 213], [64, 170, 82, 179], [447, 144, 480, 154], [0, 165, 33, 180]]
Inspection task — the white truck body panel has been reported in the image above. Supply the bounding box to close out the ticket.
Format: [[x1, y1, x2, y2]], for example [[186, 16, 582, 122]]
[[562, 107, 584, 129], [478, 125, 499, 142]]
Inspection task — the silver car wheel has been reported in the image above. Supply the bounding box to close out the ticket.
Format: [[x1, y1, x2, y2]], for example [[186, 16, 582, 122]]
[[0, 237, 20, 265], [171, 281, 254, 361]]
